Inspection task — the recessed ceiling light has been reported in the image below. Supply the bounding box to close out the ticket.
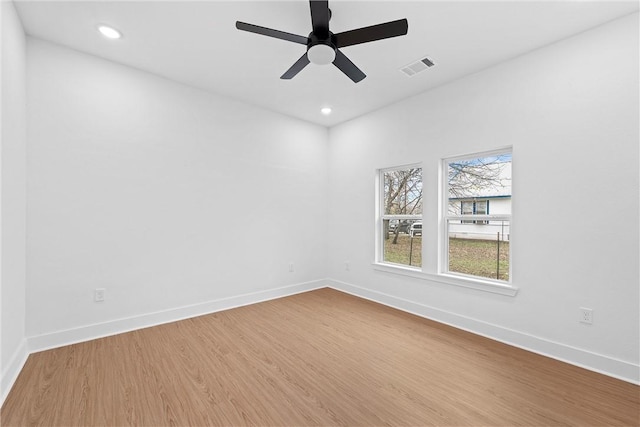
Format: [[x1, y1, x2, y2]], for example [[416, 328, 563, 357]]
[[321, 107, 332, 115], [98, 25, 122, 40]]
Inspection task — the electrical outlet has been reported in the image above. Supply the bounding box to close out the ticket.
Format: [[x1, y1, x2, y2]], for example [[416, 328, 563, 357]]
[[289, 262, 294, 273], [94, 288, 105, 302], [345, 261, 350, 271], [579, 307, 593, 324]]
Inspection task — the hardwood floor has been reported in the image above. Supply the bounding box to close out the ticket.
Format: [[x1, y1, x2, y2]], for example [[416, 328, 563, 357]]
[[2, 288, 639, 426]]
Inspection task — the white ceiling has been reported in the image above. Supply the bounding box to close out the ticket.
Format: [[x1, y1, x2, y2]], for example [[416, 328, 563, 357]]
[[14, 0, 639, 127]]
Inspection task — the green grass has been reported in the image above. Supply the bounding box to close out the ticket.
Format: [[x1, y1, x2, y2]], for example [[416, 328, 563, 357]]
[[448, 238, 509, 281], [383, 234, 509, 281], [383, 234, 422, 267]]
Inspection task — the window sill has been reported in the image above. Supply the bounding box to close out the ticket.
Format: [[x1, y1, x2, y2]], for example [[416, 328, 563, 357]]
[[372, 263, 518, 296]]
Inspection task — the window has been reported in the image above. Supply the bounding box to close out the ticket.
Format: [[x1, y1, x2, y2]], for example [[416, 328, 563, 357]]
[[460, 200, 489, 224], [443, 150, 511, 282], [475, 200, 488, 215], [461, 201, 474, 216], [378, 165, 422, 268]]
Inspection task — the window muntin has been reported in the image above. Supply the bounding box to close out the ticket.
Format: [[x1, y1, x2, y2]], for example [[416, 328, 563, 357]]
[[443, 150, 511, 282], [379, 166, 422, 268]]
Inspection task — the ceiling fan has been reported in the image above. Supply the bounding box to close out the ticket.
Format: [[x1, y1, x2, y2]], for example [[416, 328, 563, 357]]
[[236, 0, 408, 83]]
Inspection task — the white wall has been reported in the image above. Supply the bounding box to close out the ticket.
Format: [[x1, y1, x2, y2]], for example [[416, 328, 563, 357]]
[[13, 8, 640, 394], [1, 0, 28, 402], [327, 14, 639, 382], [26, 38, 328, 342]]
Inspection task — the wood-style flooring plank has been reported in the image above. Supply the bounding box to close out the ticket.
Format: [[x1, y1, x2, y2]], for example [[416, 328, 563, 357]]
[[2, 288, 639, 426]]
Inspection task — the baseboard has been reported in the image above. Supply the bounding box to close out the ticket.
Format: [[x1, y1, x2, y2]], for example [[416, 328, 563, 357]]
[[1, 339, 29, 407], [15, 278, 639, 398], [28, 279, 327, 354], [327, 279, 640, 385]]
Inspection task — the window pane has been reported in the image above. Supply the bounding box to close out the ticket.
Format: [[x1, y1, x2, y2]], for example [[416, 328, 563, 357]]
[[448, 219, 510, 281], [384, 168, 423, 215], [384, 227, 422, 267], [448, 154, 511, 215], [475, 201, 489, 224], [476, 200, 488, 215], [461, 201, 473, 215], [380, 166, 422, 268]]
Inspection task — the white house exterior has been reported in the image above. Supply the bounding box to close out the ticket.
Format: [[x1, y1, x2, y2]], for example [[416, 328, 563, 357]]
[[448, 196, 511, 241], [447, 157, 511, 241]]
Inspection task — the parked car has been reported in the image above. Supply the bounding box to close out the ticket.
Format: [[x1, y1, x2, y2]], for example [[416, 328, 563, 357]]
[[389, 219, 411, 234], [410, 222, 422, 237]]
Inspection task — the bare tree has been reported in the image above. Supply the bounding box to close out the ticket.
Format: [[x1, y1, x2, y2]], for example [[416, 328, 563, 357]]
[[447, 155, 511, 214], [383, 168, 422, 243], [382, 156, 510, 244]]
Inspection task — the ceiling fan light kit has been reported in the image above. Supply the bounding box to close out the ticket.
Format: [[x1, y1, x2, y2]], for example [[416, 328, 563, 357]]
[[307, 44, 336, 65], [236, 0, 408, 83]]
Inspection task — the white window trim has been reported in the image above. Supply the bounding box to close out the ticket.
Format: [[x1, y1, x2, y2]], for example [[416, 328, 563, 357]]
[[372, 152, 517, 297], [375, 163, 423, 270], [372, 262, 518, 296], [441, 147, 513, 287]]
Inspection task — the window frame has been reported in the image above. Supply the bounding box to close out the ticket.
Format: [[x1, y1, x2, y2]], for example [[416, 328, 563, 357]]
[[371, 154, 517, 297], [376, 163, 423, 270], [441, 148, 513, 285]]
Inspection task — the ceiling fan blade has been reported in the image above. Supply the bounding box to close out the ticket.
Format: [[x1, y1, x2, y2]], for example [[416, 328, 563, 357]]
[[281, 53, 311, 79], [309, 0, 330, 37], [334, 18, 408, 48], [236, 21, 308, 45], [332, 50, 366, 83]]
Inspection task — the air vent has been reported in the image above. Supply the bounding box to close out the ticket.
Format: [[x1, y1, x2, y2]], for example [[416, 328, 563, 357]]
[[400, 56, 436, 77]]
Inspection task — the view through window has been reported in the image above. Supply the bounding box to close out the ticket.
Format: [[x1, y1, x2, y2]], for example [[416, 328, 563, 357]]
[[380, 166, 423, 268], [445, 151, 512, 281]]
